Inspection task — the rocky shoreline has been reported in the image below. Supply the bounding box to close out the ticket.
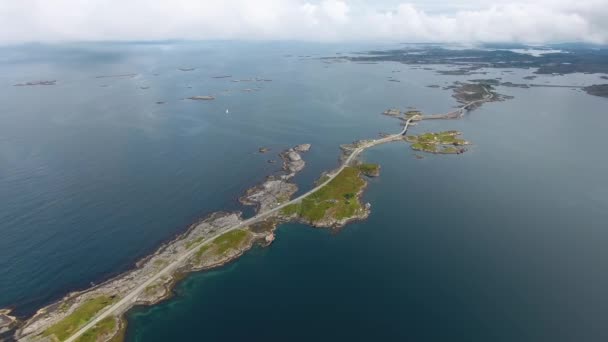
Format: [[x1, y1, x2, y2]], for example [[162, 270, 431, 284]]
[[12, 142, 375, 342], [7, 127, 390, 342]]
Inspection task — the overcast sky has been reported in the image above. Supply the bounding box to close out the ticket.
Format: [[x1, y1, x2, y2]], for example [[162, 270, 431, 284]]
[[1, 0, 606, 44]]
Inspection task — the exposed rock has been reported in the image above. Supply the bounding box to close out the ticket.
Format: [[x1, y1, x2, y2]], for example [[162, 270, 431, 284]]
[[17, 211, 248, 340], [187, 96, 215, 101], [95, 73, 137, 79], [382, 108, 401, 116], [0, 310, 16, 332], [240, 144, 311, 214], [265, 233, 275, 244], [294, 144, 311, 152], [239, 179, 298, 213], [13, 80, 56, 86]]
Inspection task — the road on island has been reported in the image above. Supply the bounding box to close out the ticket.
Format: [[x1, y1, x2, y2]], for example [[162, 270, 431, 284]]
[[64, 95, 488, 342]]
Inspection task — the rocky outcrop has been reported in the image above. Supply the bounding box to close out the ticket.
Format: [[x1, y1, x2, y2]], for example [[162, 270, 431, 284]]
[[187, 95, 215, 100], [240, 145, 311, 213]]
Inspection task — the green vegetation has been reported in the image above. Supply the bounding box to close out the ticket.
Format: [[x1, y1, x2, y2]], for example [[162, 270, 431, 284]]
[[357, 163, 380, 177], [194, 229, 252, 263], [281, 167, 367, 224], [406, 131, 469, 154], [281, 203, 300, 216], [404, 110, 422, 119], [74, 316, 117, 342], [195, 245, 211, 260], [43, 296, 117, 341], [153, 259, 168, 268], [250, 219, 277, 233], [213, 229, 250, 254]]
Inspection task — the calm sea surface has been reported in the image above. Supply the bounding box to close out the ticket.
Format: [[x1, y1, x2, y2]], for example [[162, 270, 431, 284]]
[[1, 42, 608, 341]]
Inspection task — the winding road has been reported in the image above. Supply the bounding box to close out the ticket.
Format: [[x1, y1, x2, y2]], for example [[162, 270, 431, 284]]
[[64, 92, 488, 341]]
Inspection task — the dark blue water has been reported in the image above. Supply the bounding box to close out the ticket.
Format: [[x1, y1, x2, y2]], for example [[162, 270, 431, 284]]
[[2, 42, 608, 341]]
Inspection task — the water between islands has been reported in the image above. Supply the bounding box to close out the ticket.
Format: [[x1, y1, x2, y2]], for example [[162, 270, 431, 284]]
[[1, 42, 608, 341]]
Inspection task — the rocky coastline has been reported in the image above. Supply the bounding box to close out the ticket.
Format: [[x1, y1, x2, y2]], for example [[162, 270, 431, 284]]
[[14, 143, 355, 342]]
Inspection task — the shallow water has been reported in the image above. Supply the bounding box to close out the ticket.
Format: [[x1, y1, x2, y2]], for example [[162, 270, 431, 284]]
[[2, 42, 608, 341]]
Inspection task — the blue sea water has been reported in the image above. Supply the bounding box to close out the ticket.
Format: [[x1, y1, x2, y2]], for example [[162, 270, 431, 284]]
[[1, 42, 608, 341]]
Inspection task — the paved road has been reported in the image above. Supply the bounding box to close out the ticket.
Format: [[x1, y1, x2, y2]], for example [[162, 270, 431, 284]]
[[65, 90, 492, 341], [66, 87, 499, 341], [63, 117, 415, 342]]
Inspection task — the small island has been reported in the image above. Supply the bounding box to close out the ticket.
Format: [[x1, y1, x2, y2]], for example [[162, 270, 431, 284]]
[[583, 84, 608, 98], [187, 95, 215, 101], [13, 80, 56, 86], [95, 74, 137, 79], [405, 131, 470, 154], [279, 163, 378, 228]]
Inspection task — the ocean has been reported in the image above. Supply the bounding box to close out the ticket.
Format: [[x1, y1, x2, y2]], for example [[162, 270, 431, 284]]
[[1, 41, 608, 341]]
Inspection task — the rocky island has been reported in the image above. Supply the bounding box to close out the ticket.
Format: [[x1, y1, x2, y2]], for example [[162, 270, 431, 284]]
[[95, 74, 137, 79], [13, 80, 56, 86], [187, 95, 215, 101], [405, 131, 470, 154], [583, 84, 608, 98], [12, 143, 338, 342]]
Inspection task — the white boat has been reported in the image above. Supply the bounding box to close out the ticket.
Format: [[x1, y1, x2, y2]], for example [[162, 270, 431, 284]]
[[225, 109, 230, 114]]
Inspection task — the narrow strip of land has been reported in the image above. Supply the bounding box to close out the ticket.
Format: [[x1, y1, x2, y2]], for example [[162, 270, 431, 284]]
[[64, 96, 483, 342]]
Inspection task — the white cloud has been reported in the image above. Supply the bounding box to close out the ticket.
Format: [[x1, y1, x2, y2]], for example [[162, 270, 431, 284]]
[[0, 0, 606, 44]]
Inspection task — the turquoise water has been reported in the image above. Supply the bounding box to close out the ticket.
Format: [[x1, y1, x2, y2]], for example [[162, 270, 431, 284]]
[[2, 42, 608, 341]]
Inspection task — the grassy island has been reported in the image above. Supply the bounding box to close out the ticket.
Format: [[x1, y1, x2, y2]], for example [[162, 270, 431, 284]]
[[405, 131, 469, 154], [281, 166, 373, 226], [43, 296, 117, 341]]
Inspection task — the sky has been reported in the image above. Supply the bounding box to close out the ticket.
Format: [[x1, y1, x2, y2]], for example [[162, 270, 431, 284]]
[[0, 0, 607, 44]]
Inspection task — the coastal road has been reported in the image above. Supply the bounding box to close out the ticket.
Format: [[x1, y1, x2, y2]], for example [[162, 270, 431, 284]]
[[64, 93, 488, 341], [63, 118, 414, 342]]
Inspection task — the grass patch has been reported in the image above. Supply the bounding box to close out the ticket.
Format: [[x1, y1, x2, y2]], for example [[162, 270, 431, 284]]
[[153, 259, 168, 268], [213, 229, 250, 254], [250, 219, 277, 234], [408, 131, 469, 154], [193, 230, 252, 264], [283, 167, 366, 224], [281, 203, 300, 216], [74, 316, 117, 342], [43, 296, 117, 341], [195, 245, 211, 261], [357, 163, 380, 177]]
